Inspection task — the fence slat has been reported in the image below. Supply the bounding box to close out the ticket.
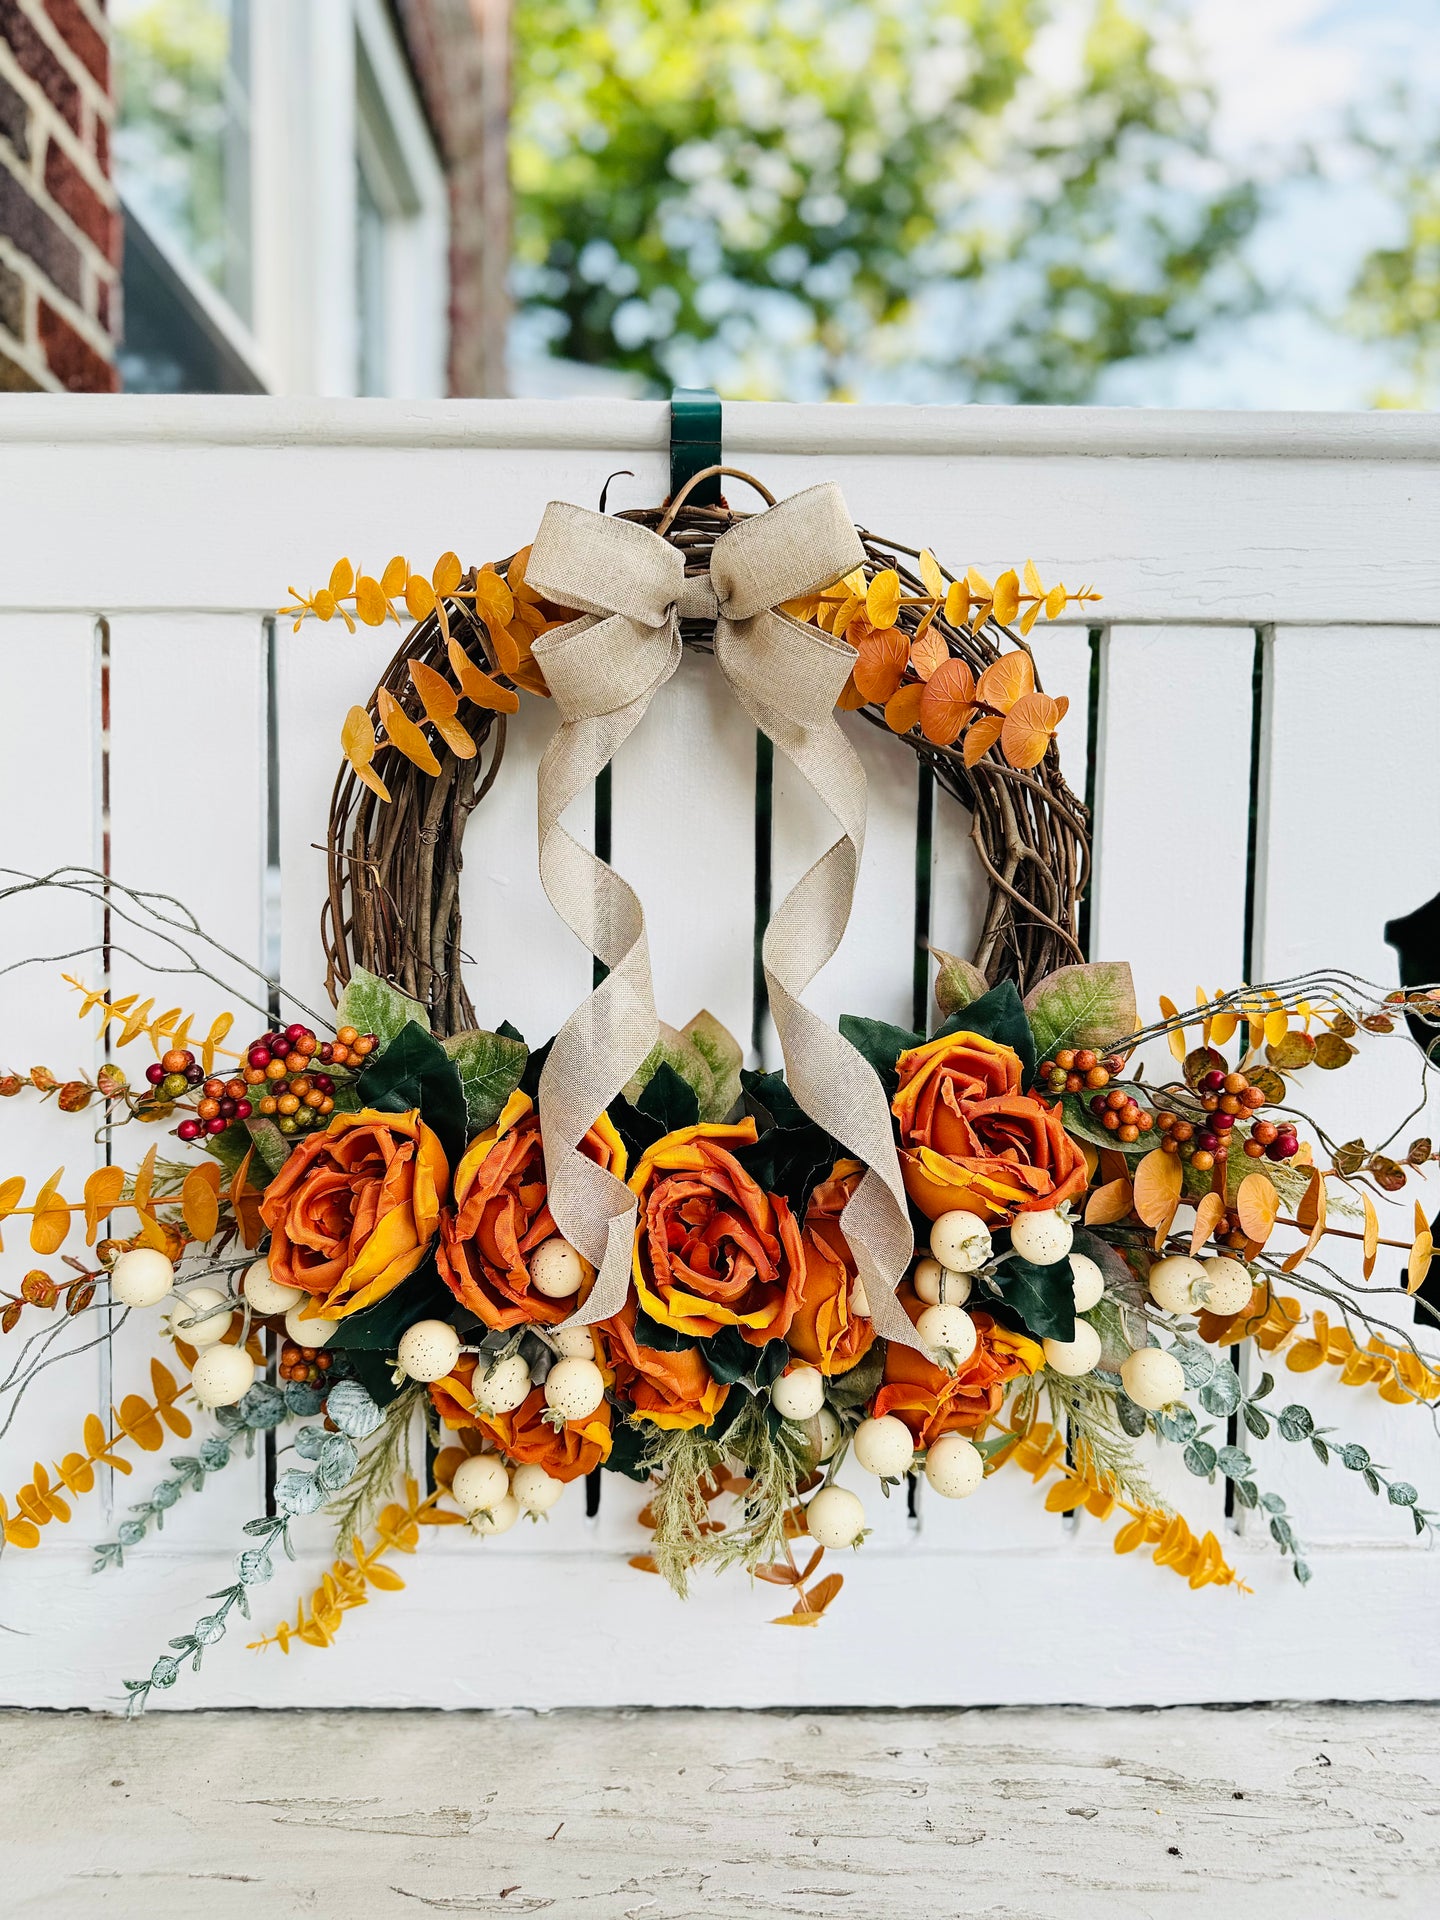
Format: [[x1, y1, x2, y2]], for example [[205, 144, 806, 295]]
[[105, 612, 269, 1548], [0, 615, 105, 1541], [1248, 625, 1440, 1553]]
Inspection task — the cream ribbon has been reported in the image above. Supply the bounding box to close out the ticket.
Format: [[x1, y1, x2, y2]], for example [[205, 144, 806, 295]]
[[526, 486, 921, 1348]]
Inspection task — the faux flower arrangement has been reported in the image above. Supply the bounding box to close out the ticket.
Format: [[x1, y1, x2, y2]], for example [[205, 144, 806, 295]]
[[5, 930, 1440, 1705]]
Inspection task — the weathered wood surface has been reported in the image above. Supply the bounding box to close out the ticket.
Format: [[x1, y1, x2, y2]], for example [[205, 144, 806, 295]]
[[6, 1705, 1438, 1917]]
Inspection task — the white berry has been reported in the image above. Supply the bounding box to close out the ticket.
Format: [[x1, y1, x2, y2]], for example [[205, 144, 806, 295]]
[[284, 1305, 338, 1347], [544, 1356, 605, 1421], [166, 1286, 233, 1348], [924, 1433, 984, 1500], [529, 1237, 587, 1300], [808, 1405, 843, 1463], [549, 1325, 597, 1360], [771, 1366, 826, 1422], [451, 1452, 510, 1514], [511, 1463, 566, 1513], [396, 1318, 462, 1383], [1121, 1347, 1187, 1411], [1069, 1252, 1105, 1313], [476, 1351, 531, 1414], [471, 1494, 520, 1536], [915, 1303, 978, 1367], [1147, 1255, 1208, 1316], [1043, 1320, 1103, 1378], [913, 1257, 972, 1307], [804, 1485, 866, 1549], [240, 1256, 302, 1317], [1200, 1257, 1255, 1317], [929, 1211, 992, 1273], [109, 1247, 175, 1309], [1008, 1210, 1074, 1266], [189, 1344, 256, 1408], [853, 1414, 915, 1478]]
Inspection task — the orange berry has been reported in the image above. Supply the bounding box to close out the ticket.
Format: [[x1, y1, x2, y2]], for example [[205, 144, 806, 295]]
[[277, 1093, 300, 1115], [265, 1058, 287, 1080], [1219, 1094, 1242, 1115], [289, 1076, 311, 1097], [331, 1045, 351, 1065], [1136, 1111, 1153, 1131], [1106, 1089, 1127, 1112], [203, 1078, 225, 1099], [1160, 1136, 1180, 1155], [1085, 1066, 1109, 1089], [1118, 1123, 1139, 1143], [259, 1095, 278, 1115], [337, 1026, 359, 1047], [1156, 1111, 1176, 1133], [1065, 1073, 1083, 1093], [161, 1049, 189, 1075], [353, 1036, 375, 1057], [319, 1096, 334, 1114], [294, 1034, 317, 1056], [1223, 1073, 1247, 1094], [304, 1089, 324, 1108], [1243, 1139, 1266, 1158], [1074, 1049, 1097, 1072], [197, 1096, 220, 1120], [1173, 1121, 1194, 1143], [1192, 1149, 1214, 1171], [1055, 1049, 1076, 1071], [243, 1067, 265, 1086], [1102, 1111, 1121, 1131]]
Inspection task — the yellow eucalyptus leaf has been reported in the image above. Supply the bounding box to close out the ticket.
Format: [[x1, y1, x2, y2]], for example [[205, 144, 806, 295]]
[[1023, 558, 1044, 597], [376, 688, 441, 776], [83, 1165, 125, 1244], [943, 580, 970, 626], [432, 551, 464, 597], [991, 569, 1020, 625], [407, 658, 478, 759], [381, 555, 407, 596], [865, 569, 901, 630], [405, 573, 437, 621], [181, 1164, 221, 1243], [354, 575, 388, 626], [328, 558, 354, 600], [1235, 1173, 1281, 1247], [918, 549, 945, 599], [1132, 1149, 1182, 1228], [446, 638, 520, 714]]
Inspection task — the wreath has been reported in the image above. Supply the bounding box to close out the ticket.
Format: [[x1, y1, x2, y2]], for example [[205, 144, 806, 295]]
[[3, 465, 1439, 1708]]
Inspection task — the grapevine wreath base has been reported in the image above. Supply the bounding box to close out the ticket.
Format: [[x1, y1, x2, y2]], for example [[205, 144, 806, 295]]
[[2, 468, 1439, 1709]]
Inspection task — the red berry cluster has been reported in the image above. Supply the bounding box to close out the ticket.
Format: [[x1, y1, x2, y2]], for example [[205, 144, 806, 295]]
[[239, 1023, 374, 1138], [1151, 1068, 1296, 1174], [280, 1339, 332, 1387]]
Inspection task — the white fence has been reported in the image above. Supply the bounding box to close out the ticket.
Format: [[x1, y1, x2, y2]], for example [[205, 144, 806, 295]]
[[2, 397, 1439, 1710]]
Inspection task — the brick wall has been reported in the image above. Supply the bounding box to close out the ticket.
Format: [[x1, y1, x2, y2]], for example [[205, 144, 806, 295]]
[[0, 0, 116, 391], [392, 0, 510, 398]]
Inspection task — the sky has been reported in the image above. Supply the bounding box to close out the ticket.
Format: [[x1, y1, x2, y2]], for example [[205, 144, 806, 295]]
[[1102, 0, 1440, 407]]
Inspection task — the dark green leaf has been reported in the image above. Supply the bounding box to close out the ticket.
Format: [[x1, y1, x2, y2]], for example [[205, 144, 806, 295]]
[[203, 1121, 274, 1190], [1294, 1559, 1313, 1584], [1198, 1365, 1241, 1417], [1232, 1476, 1259, 1509], [518, 1035, 553, 1100], [1363, 1468, 1381, 1496], [1183, 1439, 1217, 1476], [740, 1067, 809, 1132], [1154, 1403, 1197, 1444], [1388, 1480, 1418, 1506], [1341, 1442, 1371, 1472], [1278, 1403, 1314, 1441], [327, 1257, 477, 1354], [700, 1325, 754, 1385], [992, 1254, 1075, 1342], [607, 1089, 668, 1159], [1252, 1371, 1275, 1401], [933, 980, 1037, 1086], [754, 1340, 790, 1389], [604, 1419, 657, 1482], [1115, 1391, 1148, 1437], [1269, 1514, 1295, 1550], [1311, 1437, 1331, 1466], [1241, 1403, 1271, 1441], [637, 1060, 701, 1134], [496, 1019, 527, 1045], [827, 1343, 885, 1409], [1216, 1445, 1252, 1480], [838, 1014, 922, 1096], [356, 1020, 467, 1165], [734, 1119, 836, 1219], [630, 1307, 697, 1354]]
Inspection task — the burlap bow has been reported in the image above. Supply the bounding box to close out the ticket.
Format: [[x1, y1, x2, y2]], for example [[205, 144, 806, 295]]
[[526, 485, 920, 1348]]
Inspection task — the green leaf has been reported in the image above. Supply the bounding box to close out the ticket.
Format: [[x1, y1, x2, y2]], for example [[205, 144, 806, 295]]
[[637, 1060, 701, 1134], [827, 1342, 885, 1409], [624, 1012, 744, 1124], [1231, 1476, 1259, 1509], [336, 965, 430, 1047], [604, 1418, 657, 1481], [1216, 1445, 1253, 1480], [931, 948, 990, 1019], [734, 1119, 836, 1221], [243, 1116, 289, 1179], [1241, 1402, 1271, 1441], [441, 1027, 528, 1136], [203, 1121, 274, 1190], [1183, 1439, 1217, 1476], [356, 1021, 467, 1166], [630, 1307, 697, 1353], [1023, 961, 1137, 1065], [1154, 1402, 1197, 1443], [327, 1258, 479, 1355], [992, 1253, 1075, 1342], [1389, 1480, 1418, 1506], [932, 980, 1037, 1086], [1278, 1402, 1314, 1442], [1115, 1392, 1148, 1437], [838, 1014, 922, 1095], [741, 1067, 809, 1132], [1198, 1364, 1241, 1417], [1341, 1442, 1372, 1472]]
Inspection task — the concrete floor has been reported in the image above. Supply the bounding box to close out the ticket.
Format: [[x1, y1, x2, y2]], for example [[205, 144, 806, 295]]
[[4, 1704, 1439, 1918]]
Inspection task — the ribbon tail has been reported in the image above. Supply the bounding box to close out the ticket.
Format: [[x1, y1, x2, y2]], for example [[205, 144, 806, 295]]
[[717, 611, 922, 1352], [532, 614, 682, 1327]]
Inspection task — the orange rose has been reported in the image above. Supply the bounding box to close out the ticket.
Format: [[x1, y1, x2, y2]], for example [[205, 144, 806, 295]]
[[893, 1031, 1087, 1223], [788, 1159, 877, 1376], [630, 1119, 805, 1347], [436, 1091, 627, 1329], [871, 1285, 1043, 1446], [429, 1353, 611, 1483], [599, 1298, 729, 1431], [259, 1107, 447, 1319]]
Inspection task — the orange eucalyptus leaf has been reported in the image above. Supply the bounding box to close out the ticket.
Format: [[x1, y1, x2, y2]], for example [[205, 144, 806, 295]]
[[328, 558, 354, 600], [991, 569, 1020, 625], [883, 683, 925, 736], [1189, 1191, 1226, 1255], [962, 713, 1005, 766], [919, 658, 976, 745], [432, 551, 463, 597], [976, 650, 1034, 714], [865, 569, 901, 629], [851, 628, 908, 705], [354, 575, 388, 627], [836, 672, 867, 712], [408, 658, 478, 758], [909, 628, 948, 682], [446, 638, 520, 714], [181, 1163, 221, 1243], [1235, 1173, 1281, 1248], [1085, 1177, 1133, 1225], [1158, 995, 1188, 1065], [1000, 691, 1068, 771], [30, 1168, 69, 1255], [1410, 1202, 1433, 1295], [83, 1165, 125, 1244], [377, 688, 441, 776], [943, 579, 970, 626], [918, 549, 945, 599], [340, 705, 391, 804], [200, 1012, 233, 1077], [1362, 1191, 1380, 1280], [404, 573, 436, 620], [381, 555, 407, 597], [1132, 1150, 1182, 1228], [472, 566, 516, 628]]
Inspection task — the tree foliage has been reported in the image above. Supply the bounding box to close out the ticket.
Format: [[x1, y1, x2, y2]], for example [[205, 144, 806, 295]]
[[512, 0, 1260, 400], [1346, 103, 1440, 408]]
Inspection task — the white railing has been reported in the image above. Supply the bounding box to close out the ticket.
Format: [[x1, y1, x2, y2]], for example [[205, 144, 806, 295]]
[[2, 397, 1438, 1710]]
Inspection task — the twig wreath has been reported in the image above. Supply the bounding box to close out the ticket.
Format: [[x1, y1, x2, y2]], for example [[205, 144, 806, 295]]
[[4, 461, 1440, 1706]]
